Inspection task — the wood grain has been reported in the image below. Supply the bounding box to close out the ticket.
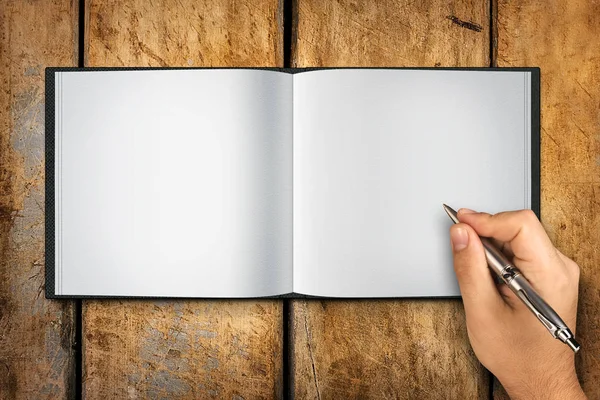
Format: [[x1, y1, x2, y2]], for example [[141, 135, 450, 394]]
[[83, 301, 283, 399], [82, 1, 284, 399], [85, 0, 283, 67], [293, 0, 489, 68], [0, 1, 78, 398], [292, 1, 491, 398], [495, 1, 600, 398]]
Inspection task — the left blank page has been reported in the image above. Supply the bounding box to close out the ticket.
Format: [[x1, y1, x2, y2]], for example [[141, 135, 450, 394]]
[[54, 69, 293, 297]]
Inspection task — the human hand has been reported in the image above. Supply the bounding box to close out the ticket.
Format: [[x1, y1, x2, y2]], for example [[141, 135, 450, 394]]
[[449, 209, 586, 400]]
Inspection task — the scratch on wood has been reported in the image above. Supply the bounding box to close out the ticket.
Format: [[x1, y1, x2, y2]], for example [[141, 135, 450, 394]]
[[574, 79, 593, 99], [573, 121, 590, 139], [542, 127, 559, 147], [303, 304, 321, 400], [136, 41, 168, 67], [446, 15, 483, 32]]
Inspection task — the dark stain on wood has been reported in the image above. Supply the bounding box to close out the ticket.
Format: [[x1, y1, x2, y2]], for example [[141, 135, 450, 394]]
[[446, 15, 483, 32], [0, 362, 18, 400]]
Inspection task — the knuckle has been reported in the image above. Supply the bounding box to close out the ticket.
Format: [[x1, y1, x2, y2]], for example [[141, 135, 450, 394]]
[[520, 209, 538, 223], [516, 209, 540, 236]]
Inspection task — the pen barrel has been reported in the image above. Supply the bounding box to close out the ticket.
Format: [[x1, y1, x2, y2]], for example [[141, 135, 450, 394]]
[[480, 237, 512, 276], [511, 275, 580, 352], [480, 236, 576, 340], [509, 275, 568, 330]]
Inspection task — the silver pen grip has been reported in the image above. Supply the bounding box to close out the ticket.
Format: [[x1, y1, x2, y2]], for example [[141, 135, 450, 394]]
[[509, 272, 563, 330], [500, 270, 581, 353], [480, 237, 580, 352]]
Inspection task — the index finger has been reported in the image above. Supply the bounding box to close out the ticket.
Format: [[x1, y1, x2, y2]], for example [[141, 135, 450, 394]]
[[457, 209, 557, 265]]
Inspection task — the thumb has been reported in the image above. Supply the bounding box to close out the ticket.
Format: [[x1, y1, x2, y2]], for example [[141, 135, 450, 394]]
[[450, 223, 506, 317]]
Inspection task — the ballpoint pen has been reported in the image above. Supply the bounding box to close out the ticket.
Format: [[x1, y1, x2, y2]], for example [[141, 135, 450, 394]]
[[443, 204, 581, 353]]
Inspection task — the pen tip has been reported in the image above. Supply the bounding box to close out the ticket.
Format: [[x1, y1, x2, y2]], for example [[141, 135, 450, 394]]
[[442, 204, 459, 224]]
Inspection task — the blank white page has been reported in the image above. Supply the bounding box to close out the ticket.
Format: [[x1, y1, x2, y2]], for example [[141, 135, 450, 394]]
[[293, 69, 531, 297], [55, 69, 292, 297]]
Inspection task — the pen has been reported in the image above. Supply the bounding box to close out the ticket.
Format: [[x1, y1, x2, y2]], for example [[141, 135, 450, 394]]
[[443, 204, 581, 353]]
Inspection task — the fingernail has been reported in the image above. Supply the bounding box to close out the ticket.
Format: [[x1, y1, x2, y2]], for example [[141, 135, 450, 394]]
[[451, 227, 469, 252], [459, 208, 477, 215]]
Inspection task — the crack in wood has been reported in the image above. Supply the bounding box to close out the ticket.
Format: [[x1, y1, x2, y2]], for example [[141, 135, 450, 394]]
[[302, 304, 321, 400]]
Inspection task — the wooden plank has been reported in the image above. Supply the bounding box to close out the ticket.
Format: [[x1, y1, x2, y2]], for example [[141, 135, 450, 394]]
[[0, 1, 78, 398], [82, 1, 284, 399], [291, 1, 490, 398], [292, 0, 488, 67], [495, 1, 600, 398]]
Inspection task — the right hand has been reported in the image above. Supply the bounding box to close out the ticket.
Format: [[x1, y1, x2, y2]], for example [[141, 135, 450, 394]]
[[448, 208, 586, 399]]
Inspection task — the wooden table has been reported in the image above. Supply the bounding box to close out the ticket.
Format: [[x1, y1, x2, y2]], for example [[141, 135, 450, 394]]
[[1, 1, 598, 398]]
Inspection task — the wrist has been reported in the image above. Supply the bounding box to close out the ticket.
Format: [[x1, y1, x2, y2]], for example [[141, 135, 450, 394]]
[[502, 373, 586, 400], [508, 386, 586, 400]]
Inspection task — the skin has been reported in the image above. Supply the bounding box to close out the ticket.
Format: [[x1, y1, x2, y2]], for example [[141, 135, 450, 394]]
[[449, 208, 587, 400]]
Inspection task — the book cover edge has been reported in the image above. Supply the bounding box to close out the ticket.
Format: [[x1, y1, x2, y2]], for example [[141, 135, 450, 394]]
[[43, 67, 541, 300], [531, 68, 541, 220], [45, 67, 57, 299]]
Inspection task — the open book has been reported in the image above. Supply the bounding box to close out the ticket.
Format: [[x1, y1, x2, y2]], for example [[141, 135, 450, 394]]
[[45, 67, 539, 298]]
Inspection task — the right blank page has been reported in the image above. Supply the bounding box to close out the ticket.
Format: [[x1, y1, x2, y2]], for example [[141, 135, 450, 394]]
[[293, 69, 531, 297]]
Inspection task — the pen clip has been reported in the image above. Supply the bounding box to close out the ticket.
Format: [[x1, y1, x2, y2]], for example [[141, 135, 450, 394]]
[[511, 274, 581, 352], [515, 288, 560, 335]]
